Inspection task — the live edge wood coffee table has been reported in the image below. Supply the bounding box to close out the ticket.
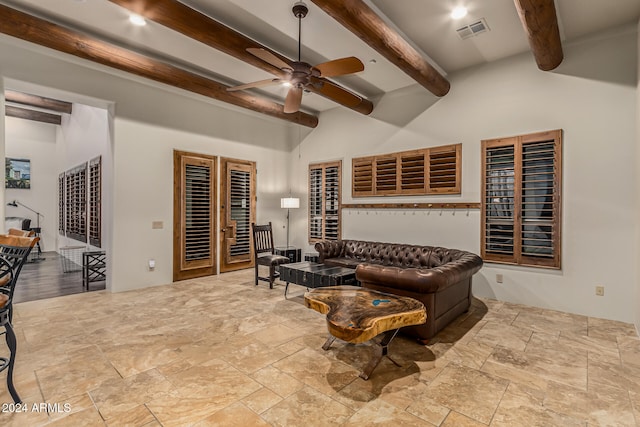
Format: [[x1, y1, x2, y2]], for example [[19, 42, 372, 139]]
[[304, 286, 426, 380]]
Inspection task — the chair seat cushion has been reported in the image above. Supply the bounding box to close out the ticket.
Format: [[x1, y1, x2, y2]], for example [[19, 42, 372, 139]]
[[257, 254, 290, 267], [0, 293, 8, 309]]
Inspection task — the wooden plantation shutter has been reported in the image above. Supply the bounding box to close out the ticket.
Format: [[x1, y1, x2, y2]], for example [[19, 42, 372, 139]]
[[309, 166, 323, 240], [173, 150, 216, 281], [352, 158, 373, 197], [58, 172, 65, 235], [481, 129, 562, 269], [88, 156, 102, 247], [324, 164, 341, 240], [400, 151, 425, 192], [428, 144, 461, 193], [309, 160, 342, 242], [65, 163, 87, 242], [351, 144, 461, 197], [375, 156, 397, 194]]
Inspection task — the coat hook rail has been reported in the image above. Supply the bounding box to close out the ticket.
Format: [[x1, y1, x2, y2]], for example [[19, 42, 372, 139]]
[[341, 202, 481, 210]]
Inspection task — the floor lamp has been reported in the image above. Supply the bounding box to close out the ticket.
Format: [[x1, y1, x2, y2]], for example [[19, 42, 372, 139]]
[[6, 200, 45, 260], [280, 197, 300, 248]]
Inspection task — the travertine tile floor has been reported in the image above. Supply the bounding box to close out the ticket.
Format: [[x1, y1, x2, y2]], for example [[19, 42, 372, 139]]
[[1, 269, 639, 426]]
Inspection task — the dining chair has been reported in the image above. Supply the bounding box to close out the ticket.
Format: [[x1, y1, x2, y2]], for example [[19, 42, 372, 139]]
[[251, 222, 290, 289]]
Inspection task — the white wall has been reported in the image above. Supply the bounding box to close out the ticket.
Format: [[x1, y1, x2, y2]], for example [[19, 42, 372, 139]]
[[0, 34, 297, 292], [292, 25, 638, 323], [4, 117, 57, 251], [111, 119, 290, 292]]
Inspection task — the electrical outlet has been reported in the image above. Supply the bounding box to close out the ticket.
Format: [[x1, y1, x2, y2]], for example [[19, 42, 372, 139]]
[[496, 273, 503, 283], [595, 286, 604, 296], [148, 259, 156, 271]]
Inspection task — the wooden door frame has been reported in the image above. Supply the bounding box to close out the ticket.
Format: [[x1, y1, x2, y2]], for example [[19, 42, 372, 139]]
[[173, 150, 217, 281], [220, 157, 256, 273]]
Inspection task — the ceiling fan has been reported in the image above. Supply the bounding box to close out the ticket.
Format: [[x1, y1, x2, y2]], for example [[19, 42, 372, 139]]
[[227, 1, 365, 113]]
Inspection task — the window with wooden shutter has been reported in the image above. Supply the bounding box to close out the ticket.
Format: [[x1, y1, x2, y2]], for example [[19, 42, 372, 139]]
[[88, 156, 101, 247], [309, 161, 342, 242], [351, 144, 461, 197], [481, 129, 562, 269]]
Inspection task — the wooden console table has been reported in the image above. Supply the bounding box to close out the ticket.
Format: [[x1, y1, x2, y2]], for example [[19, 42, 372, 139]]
[[304, 286, 426, 380]]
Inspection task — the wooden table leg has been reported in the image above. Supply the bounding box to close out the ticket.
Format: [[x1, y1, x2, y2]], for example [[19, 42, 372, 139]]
[[359, 328, 399, 380], [322, 334, 337, 351]]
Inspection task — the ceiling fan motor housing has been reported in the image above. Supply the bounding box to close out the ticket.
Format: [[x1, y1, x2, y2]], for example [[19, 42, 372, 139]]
[[292, 2, 308, 19]]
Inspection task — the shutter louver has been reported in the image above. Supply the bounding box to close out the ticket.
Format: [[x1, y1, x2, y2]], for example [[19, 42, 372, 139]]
[[400, 153, 425, 192], [325, 166, 340, 240], [184, 164, 211, 263], [521, 140, 556, 261], [428, 146, 460, 193], [375, 157, 397, 193], [229, 169, 251, 257], [352, 159, 373, 196], [309, 167, 323, 240], [484, 146, 515, 260]]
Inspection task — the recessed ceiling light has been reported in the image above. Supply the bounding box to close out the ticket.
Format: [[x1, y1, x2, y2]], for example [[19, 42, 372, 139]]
[[369, 59, 377, 64], [451, 6, 468, 20], [129, 14, 146, 26]]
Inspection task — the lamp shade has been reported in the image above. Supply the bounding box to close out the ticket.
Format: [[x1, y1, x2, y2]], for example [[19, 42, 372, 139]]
[[280, 197, 300, 209]]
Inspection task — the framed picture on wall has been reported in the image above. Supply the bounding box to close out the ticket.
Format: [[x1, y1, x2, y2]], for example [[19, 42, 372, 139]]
[[5, 158, 31, 189]]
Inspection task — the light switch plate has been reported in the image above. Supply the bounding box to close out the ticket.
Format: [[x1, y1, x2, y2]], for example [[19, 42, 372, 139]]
[[152, 221, 163, 229]]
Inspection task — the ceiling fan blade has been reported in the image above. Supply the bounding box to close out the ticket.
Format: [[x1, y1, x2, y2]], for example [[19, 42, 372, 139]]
[[313, 57, 364, 77], [247, 48, 292, 71], [284, 87, 303, 113], [226, 79, 282, 92], [310, 77, 362, 108]]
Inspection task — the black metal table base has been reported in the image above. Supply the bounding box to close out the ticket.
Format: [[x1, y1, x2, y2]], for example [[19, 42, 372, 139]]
[[321, 328, 401, 380]]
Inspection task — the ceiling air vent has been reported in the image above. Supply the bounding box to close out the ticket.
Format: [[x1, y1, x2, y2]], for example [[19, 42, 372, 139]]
[[456, 18, 490, 40]]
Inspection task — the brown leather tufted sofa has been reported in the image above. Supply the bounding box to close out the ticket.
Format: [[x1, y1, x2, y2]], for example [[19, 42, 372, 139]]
[[315, 240, 483, 342]]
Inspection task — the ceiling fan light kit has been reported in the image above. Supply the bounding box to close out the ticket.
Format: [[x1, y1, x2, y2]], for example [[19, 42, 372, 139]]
[[227, 1, 365, 114]]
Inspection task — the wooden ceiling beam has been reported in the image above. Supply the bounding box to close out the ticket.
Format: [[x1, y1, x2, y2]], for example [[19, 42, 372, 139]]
[[310, 0, 450, 97], [107, 0, 374, 115], [5, 90, 73, 114], [514, 0, 563, 71], [0, 4, 318, 128], [6, 105, 62, 125]]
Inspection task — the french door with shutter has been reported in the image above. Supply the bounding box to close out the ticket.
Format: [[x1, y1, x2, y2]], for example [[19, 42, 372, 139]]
[[173, 151, 217, 281], [220, 158, 256, 273]]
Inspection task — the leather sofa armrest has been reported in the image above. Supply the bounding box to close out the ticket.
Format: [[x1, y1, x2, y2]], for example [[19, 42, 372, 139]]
[[356, 255, 483, 293], [315, 240, 345, 263]]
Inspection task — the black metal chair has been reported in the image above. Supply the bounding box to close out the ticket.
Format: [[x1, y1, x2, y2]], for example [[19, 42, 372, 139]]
[[251, 222, 290, 289], [0, 235, 39, 404]]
